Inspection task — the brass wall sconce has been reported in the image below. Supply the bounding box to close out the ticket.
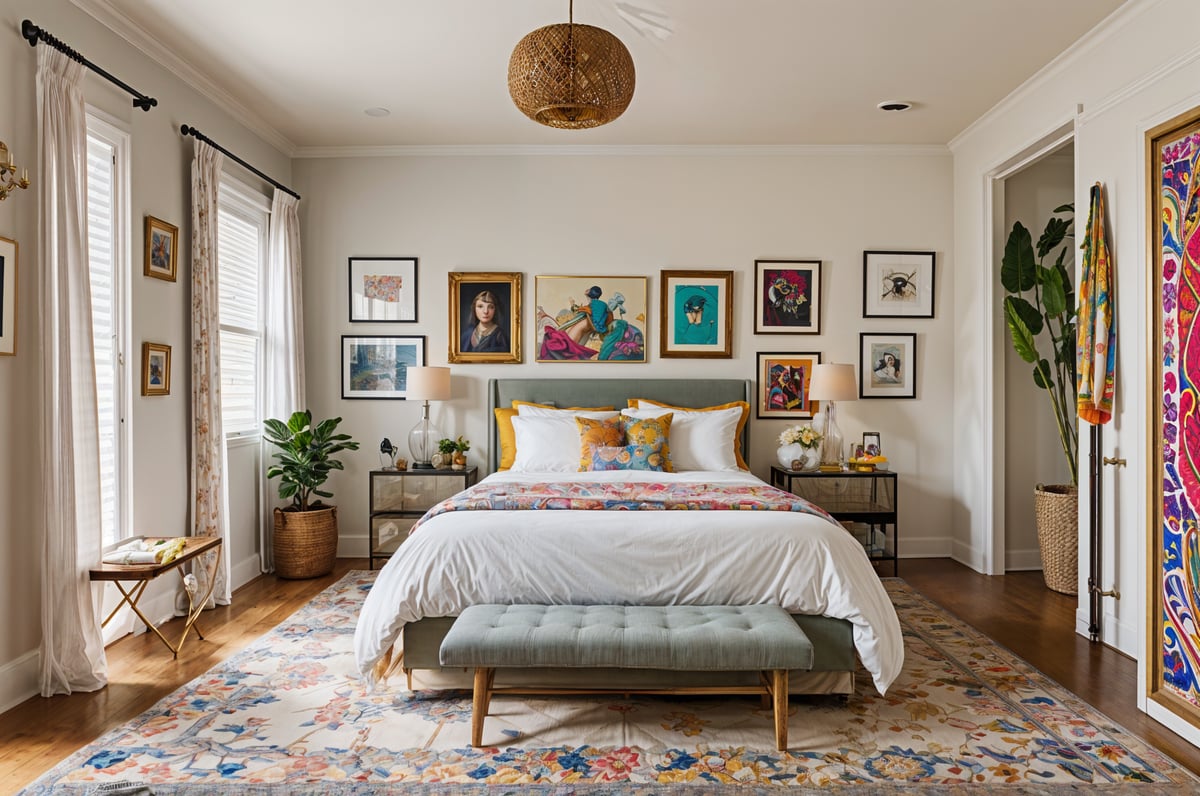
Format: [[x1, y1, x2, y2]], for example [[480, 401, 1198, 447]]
[[0, 141, 30, 201]]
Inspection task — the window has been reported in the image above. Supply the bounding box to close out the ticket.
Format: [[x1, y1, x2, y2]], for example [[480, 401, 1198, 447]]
[[217, 180, 269, 438], [86, 112, 131, 548]]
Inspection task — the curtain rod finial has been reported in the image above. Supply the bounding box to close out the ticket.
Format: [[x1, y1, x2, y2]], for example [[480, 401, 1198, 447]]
[[21, 19, 39, 46]]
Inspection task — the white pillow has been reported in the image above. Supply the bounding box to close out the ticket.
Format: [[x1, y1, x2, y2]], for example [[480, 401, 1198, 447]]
[[516, 404, 616, 419], [509, 413, 616, 473], [623, 405, 741, 471]]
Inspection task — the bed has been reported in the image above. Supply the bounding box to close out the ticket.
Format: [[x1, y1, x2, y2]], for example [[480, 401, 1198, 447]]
[[354, 378, 903, 696]]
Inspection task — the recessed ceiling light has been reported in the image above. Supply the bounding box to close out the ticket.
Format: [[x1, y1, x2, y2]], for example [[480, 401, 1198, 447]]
[[364, 107, 391, 117], [876, 100, 913, 112]]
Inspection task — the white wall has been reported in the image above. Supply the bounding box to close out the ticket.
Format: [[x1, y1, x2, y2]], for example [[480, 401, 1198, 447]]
[[0, 0, 290, 712], [1002, 152, 1075, 570], [292, 149, 957, 564], [950, 0, 1200, 746]]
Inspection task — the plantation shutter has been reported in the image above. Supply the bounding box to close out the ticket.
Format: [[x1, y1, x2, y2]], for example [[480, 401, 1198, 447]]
[[217, 206, 262, 436], [86, 132, 118, 546]]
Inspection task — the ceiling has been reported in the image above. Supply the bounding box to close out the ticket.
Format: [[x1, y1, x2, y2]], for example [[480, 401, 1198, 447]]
[[83, 0, 1129, 152]]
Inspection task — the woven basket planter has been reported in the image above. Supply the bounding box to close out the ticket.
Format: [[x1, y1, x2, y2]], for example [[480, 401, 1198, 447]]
[[1034, 484, 1078, 595], [273, 506, 338, 580]]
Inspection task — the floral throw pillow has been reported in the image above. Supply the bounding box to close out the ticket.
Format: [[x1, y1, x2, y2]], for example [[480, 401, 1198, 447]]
[[621, 414, 673, 472], [576, 416, 625, 471], [586, 444, 667, 472]]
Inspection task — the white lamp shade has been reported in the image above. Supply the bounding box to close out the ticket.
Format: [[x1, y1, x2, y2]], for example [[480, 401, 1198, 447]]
[[405, 366, 451, 401], [809, 363, 857, 401]]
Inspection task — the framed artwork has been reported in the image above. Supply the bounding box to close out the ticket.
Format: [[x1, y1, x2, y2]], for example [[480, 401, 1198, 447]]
[[534, 275, 648, 363], [754, 260, 821, 334], [862, 431, 882, 457], [863, 250, 935, 318], [0, 236, 16, 356], [341, 335, 426, 399], [348, 257, 418, 322], [1149, 104, 1200, 729], [660, 270, 733, 358], [448, 272, 522, 364], [859, 332, 916, 399], [141, 342, 171, 396], [144, 216, 179, 282], [755, 351, 821, 419]]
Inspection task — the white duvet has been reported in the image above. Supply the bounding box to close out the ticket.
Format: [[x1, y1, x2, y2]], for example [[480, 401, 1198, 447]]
[[354, 470, 904, 693]]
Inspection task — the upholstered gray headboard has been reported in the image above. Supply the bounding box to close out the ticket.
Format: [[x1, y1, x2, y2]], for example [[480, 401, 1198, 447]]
[[487, 378, 752, 471]]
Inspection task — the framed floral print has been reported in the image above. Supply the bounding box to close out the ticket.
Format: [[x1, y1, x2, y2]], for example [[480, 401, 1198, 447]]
[[448, 272, 522, 364], [141, 342, 171, 396], [863, 250, 935, 318], [144, 216, 179, 282], [1149, 104, 1200, 731], [341, 335, 426, 399], [859, 332, 916, 399], [659, 269, 733, 358], [0, 236, 16, 356], [755, 260, 821, 334], [534, 275, 648, 362], [756, 351, 821, 419], [348, 257, 418, 322]]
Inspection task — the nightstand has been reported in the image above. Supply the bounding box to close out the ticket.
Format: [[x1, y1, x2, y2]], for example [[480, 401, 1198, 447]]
[[770, 466, 898, 575], [368, 467, 478, 569]]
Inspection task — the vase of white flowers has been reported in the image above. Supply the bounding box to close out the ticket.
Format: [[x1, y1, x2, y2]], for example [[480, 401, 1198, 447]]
[[777, 424, 822, 471]]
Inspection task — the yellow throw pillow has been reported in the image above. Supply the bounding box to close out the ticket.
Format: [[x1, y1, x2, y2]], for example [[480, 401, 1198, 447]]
[[576, 416, 625, 470], [631, 398, 750, 470], [496, 401, 616, 471], [621, 413, 674, 472]]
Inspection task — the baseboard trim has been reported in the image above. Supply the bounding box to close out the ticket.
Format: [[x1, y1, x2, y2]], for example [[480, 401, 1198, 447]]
[[0, 649, 39, 715], [1004, 548, 1043, 571]]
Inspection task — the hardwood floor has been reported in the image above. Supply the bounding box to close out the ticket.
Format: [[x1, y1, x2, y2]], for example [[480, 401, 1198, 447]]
[[1, 557, 1198, 791]]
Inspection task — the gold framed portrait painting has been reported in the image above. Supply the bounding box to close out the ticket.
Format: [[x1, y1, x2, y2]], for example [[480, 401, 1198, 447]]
[[448, 272, 521, 364]]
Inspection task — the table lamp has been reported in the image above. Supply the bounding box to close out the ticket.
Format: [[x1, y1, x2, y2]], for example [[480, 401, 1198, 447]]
[[808, 363, 857, 468], [406, 366, 451, 469]]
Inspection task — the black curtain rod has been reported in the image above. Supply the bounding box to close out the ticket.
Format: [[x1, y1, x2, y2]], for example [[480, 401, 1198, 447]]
[[21, 19, 157, 112], [180, 125, 301, 200]]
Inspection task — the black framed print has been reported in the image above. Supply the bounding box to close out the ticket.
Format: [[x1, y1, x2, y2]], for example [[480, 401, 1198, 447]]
[[341, 335, 426, 399], [859, 332, 916, 399], [863, 251, 935, 318], [755, 260, 821, 334], [348, 257, 418, 322]]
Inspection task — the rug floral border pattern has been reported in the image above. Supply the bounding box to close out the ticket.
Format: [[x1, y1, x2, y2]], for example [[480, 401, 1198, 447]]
[[21, 573, 1197, 792]]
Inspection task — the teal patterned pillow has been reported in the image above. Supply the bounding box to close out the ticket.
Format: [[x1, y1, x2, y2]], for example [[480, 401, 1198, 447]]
[[586, 443, 667, 472]]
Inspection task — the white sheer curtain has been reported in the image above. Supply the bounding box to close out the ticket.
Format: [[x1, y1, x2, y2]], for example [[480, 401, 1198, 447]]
[[190, 140, 231, 605], [260, 189, 306, 572], [36, 46, 107, 695]]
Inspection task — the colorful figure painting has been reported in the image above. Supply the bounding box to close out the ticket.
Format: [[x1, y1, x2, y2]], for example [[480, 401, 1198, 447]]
[[674, 284, 718, 346], [659, 270, 733, 358], [754, 260, 821, 334], [535, 276, 647, 363], [1151, 108, 1200, 727], [755, 352, 820, 419]]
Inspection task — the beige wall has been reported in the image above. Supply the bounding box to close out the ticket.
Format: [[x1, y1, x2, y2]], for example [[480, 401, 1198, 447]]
[[0, 0, 290, 711], [292, 149, 957, 563]]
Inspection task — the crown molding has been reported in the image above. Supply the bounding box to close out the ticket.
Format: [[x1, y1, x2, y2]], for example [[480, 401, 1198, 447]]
[[292, 143, 950, 159], [69, 0, 296, 156], [949, 0, 1156, 151]]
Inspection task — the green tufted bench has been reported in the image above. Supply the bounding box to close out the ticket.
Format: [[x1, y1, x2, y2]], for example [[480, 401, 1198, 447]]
[[439, 604, 814, 750]]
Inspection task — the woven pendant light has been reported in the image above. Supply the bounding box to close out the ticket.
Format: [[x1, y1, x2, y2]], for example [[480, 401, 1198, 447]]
[[508, 0, 635, 129]]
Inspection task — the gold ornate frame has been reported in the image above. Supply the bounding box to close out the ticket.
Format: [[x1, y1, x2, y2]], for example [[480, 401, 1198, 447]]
[[448, 272, 522, 364]]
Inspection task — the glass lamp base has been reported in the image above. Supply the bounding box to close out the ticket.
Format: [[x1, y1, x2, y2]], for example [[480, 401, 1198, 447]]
[[408, 419, 443, 469]]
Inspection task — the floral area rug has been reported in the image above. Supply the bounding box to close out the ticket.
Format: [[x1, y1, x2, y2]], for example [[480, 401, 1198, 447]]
[[21, 572, 1198, 794]]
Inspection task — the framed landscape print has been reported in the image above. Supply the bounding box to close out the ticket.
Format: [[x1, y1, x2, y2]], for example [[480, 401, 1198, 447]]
[[144, 216, 178, 282], [755, 260, 821, 334], [448, 272, 522, 364], [1149, 104, 1200, 730], [348, 257, 418, 322], [0, 236, 16, 356], [863, 250, 935, 318], [141, 342, 171, 396], [341, 335, 426, 399], [756, 351, 821, 419], [659, 269, 733, 358], [859, 332, 916, 399], [534, 275, 647, 363]]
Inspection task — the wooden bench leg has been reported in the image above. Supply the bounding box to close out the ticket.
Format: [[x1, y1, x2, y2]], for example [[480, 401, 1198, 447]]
[[772, 669, 789, 751], [472, 667, 492, 747]]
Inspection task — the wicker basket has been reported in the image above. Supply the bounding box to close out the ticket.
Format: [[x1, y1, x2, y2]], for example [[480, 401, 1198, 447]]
[[273, 506, 338, 580], [1034, 484, 1078, 595]]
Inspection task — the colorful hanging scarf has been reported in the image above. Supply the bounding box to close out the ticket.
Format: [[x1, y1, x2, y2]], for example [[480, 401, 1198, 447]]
[[1077, 182, 1116, 425]]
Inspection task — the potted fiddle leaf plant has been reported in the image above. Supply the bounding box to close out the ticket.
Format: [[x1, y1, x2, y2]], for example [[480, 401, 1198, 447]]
[[264, 410, 359, 579], [1001, 202, 1078, 594]]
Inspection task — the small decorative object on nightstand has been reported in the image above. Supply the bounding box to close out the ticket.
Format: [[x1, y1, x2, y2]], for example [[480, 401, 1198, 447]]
[[368, 466, 478, 568], [776, 424, 822, 471]]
